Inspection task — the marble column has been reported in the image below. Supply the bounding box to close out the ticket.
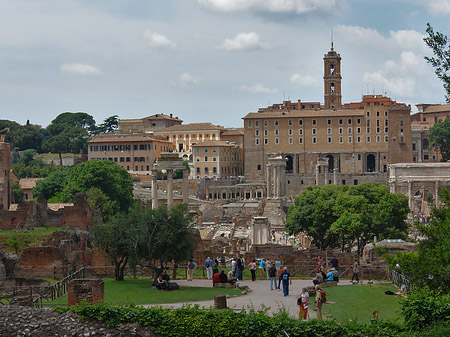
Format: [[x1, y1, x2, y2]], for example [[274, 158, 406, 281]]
[[333, 168, 338, 185], [167, 169, 174, 207], [315, 165, 320, 186], [151, 168, 158, 209], [435, 181, 440, 208], [408, 180, 412, 211], [266, 164, 272, 198]]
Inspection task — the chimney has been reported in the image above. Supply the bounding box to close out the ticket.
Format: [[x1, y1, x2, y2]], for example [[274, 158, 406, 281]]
[[170, 113, 173, 118]]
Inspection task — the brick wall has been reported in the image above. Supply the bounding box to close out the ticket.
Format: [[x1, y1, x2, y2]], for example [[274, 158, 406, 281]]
[[15, 247, 68, 279], [67, 279, 104, 306]]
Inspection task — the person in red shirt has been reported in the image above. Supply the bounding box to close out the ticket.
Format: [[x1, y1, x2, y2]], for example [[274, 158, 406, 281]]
[[317, 256, 323, 272], [212, 271, 220, 285]]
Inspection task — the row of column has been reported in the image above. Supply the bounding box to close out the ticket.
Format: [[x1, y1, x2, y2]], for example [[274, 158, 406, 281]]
[[151, 168, 189, 209], [266, 157, 287, 198], [208, 187, 264, 200]]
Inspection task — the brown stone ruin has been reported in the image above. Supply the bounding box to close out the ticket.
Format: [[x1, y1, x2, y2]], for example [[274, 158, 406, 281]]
[[67, 279, 104, 306]]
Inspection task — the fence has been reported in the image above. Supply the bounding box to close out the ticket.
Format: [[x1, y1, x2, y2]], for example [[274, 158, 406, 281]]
[[387, 267, 414, 292]]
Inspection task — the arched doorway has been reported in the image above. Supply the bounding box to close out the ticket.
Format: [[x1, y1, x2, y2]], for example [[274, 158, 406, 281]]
[[366, 154, 375, 172], [285, 155, 293, 173], [326, 155, 334, 172]]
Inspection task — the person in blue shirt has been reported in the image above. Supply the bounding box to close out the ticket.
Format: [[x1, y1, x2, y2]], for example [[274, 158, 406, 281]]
[[205, 257, 213, 280], [259, 258, 266, 280], [280, 267, 292, 296]]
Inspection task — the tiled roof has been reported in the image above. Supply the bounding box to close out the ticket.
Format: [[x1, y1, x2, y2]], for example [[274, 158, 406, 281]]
[[88, 134, 171, 144], [221, 128, 244, 136], [423, 104, 450, 113], [243, 109, 364, 119], [19, 178, 43, 190], [192, 140, 235, 147], [154, 123, 223, 132]]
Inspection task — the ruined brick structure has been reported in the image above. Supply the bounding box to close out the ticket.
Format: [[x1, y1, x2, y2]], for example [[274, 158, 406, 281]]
[[67, 279, 104, 306], [0, 141, 11, 211]]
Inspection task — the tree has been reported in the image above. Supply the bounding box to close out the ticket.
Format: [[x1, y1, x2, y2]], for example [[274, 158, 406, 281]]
[[286, 183, 409, 257], [32, 168, 71, 200], [61, 160, 133, 215], [19, 149, 37, 166], [85, 187, 115, 221], [424, 23, 450, 102], [92, 204, 193, 281], [42, 134, 71, 166], [11, 181, 24, 203], [428, 117, 450, 161], [98, 115, 119, 134]]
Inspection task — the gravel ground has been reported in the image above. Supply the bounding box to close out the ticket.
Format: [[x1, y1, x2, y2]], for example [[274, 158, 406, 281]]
[[0, 306, 160, 337]]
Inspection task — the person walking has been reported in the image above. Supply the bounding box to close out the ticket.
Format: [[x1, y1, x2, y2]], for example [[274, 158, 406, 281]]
[[187, 259, 195, 281], [298, 287, 310, 320], [205, 257, 213, 280], [315, 285, 323, 319], [237, 256, 244, 281], [352, 259, 359, 283], [280, 267, 292, 296], [259, 258, 266, 280], [248, 258, 257, 281], [231, 258, 237, 278], [268, 262, 277, 290]]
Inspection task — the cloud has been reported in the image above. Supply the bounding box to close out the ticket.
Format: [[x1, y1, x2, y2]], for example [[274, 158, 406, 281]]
[[169, 73, 201, 88], [144, 31, 176, 48], [220, 32, 267, 51], [290, 74, 319, 87], [362, 51, 427, 97], [427, 0, 450, 15], [239, 82, 277, 94], [199, 0, 344, 14], [60, 63, 102, 76], [335, 25, 426, 51]]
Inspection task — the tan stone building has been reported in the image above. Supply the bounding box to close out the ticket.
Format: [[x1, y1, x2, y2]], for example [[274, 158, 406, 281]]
[[88, 133, 173, 175], [192, 140, 243, 178], [410, 104, 450, 163], [243, 46, 412, 195], [118, 113, 182, 133]]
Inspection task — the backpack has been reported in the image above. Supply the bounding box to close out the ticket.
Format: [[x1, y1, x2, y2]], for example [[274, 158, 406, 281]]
[[320, 289, 326, 303], [282, 272, 289, 281]]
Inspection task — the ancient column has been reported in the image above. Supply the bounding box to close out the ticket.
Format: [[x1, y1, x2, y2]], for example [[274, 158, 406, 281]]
[[324, 165, 329, 185], [266, 164, 272, 198], [182, 168, 189, 205], [151, 168, 158, 209], [408, 180, 412, 211], [167, 169, 174, 207], [435, 181, 440, 208], [333, 168, 338, 185], [315, 165, 320, 186]]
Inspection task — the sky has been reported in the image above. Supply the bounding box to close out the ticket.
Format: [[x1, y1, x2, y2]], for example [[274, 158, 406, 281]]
[[1, 0, 450, 129]]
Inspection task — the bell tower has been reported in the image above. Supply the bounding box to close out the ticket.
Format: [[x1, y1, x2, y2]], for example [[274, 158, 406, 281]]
[[323, 42, 342, 109]]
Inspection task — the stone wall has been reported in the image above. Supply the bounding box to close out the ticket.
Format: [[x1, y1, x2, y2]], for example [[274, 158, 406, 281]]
[[67, 279, 104, 306], [14, 247, 68, 279]]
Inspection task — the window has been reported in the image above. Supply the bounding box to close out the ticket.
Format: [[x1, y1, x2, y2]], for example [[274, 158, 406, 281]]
[[376, 136, 381, 142], [412, 143, 416, 151], [327, 119, 332, 125], [274, 129, 279, 136], [257, 164, 262, 170], [213, 157, 216, 161], [339, 127, 343, 134], [264, 138, 268, 144], [357, 118, 361, 124], [348, 118, 352, 125], [255, 120, 259, 127], [126, 157, 130, 162], [357, 136, 361, 143], [327, 137, 332, 143], [264, 129, 268, 136], [348, 127, 352, 134], [264, 120, 268, 126], [274, 120, 279, 126], [366, 120, 370, 126], [299, 128, 303, 135], [248, 121, 252, 127], [424, 154, 429, 160], [376, 111, 380, 117], [204, 156, 208, 161], [255, 138, 260, 145], [275, 138, 279, 144], [366, 111, 370, 117], [288, 129, 293, 135], [288, 120, 293, 126], [358, 154, 361, 160], [354, 179, 358, 185], [400, 120, 404, 126], [385, 111, 388, 117], [289, 137, 293, 144], [213, 167, 217, 173], [205, 167, 209, 174], [196, 157, 199, 162], [367, 136, 371, 143], [327, 128, 332, 135], [366, 127, 370, 133], [312, 137, 317, 144], [205, 148, 208, 152], [357, 127, 361, 134], [312, 119, 317, 126], [299, 119, 303, 126], [120, 157, 124, 162], [385, 120, 388, 126], [376, 120, 380, 126], [312, 128, 317, 135], [299, 137, 303, 144], [385, 127, 388, 133], [339, 119, 343, 125], [348, 136, 352, 143], [385, 136, 389, 142], [255, 130, 259, 136], [376, 127, 380, 133]]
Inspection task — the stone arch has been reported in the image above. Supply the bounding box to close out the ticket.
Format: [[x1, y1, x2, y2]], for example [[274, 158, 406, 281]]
[[326, 154, 334, 173], [412, 185, 435, 215], [366, 154, 376, 172], [285, 155, 293, 173]]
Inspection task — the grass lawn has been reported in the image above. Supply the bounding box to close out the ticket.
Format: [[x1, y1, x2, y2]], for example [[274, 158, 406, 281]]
[[44, 278, 243, 306], [312, 283, 403, 324]]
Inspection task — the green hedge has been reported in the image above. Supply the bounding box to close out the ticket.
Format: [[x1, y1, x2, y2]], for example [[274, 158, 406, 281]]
[[55, 303, 410, 337], [401, 291, 450, 328]]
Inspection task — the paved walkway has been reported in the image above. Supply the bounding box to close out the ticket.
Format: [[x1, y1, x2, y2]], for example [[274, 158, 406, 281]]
[[144, 279, 353, 319]]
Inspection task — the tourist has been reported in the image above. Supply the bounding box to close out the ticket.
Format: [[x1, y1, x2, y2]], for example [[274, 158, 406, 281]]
[[212, 270, 220, 285], [205, 256, 213, 280], [268, 262, 277, 290], [231, 258, 237, 278], [331, 267, 339, 282], [237, 256, 244, 281], [330, 256, 339, 269], [326, 269, 334, 282], [314, 285, 322, 319], [277, 264, 284, 290], [172, 260, 178, 280], [213, 258, 219, 275], [259, 258, 266, 280], [280, 267, 292, 296], [227, 270, 239, 287], [317, 256, 323, 272], [156, 274, 167, 290], [312, 272, 323, 285], [275, 259, 281, 270], [248, 258, 257, 281], [351, 259, 359, 283], [219, 270, 228, 283], [298, 287, 309, 320], [187, 259, 195, 281]]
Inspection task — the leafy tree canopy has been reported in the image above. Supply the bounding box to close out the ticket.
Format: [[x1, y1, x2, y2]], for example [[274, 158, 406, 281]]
[[286, 183, 409, 256], [98, 115, 119, 134], [32, 168, 71, 200], [424, 23, 450, 102], [428, 117, 450, 161], [61, 160, 133, 215]]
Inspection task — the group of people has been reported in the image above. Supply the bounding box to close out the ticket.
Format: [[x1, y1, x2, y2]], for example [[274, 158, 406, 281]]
[[297, 285, 326, 320], [155, 269, 172, 290]]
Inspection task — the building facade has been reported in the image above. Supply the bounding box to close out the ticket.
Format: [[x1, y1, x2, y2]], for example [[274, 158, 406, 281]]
[[118, 113, 182, 133], [242, 46, 412, 196], [88, 133, 173, 175]]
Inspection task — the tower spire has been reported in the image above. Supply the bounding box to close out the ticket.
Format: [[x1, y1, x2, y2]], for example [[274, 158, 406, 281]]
[[331, 28, 334, 51]]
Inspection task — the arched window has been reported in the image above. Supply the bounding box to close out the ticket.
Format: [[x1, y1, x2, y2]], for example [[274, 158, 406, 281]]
[[285, 155, 293, 173], [366, 154, 375, 172], [326, 155, 334, 173], [257, 164, 261, 171], [423, 138, 429, 150]]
